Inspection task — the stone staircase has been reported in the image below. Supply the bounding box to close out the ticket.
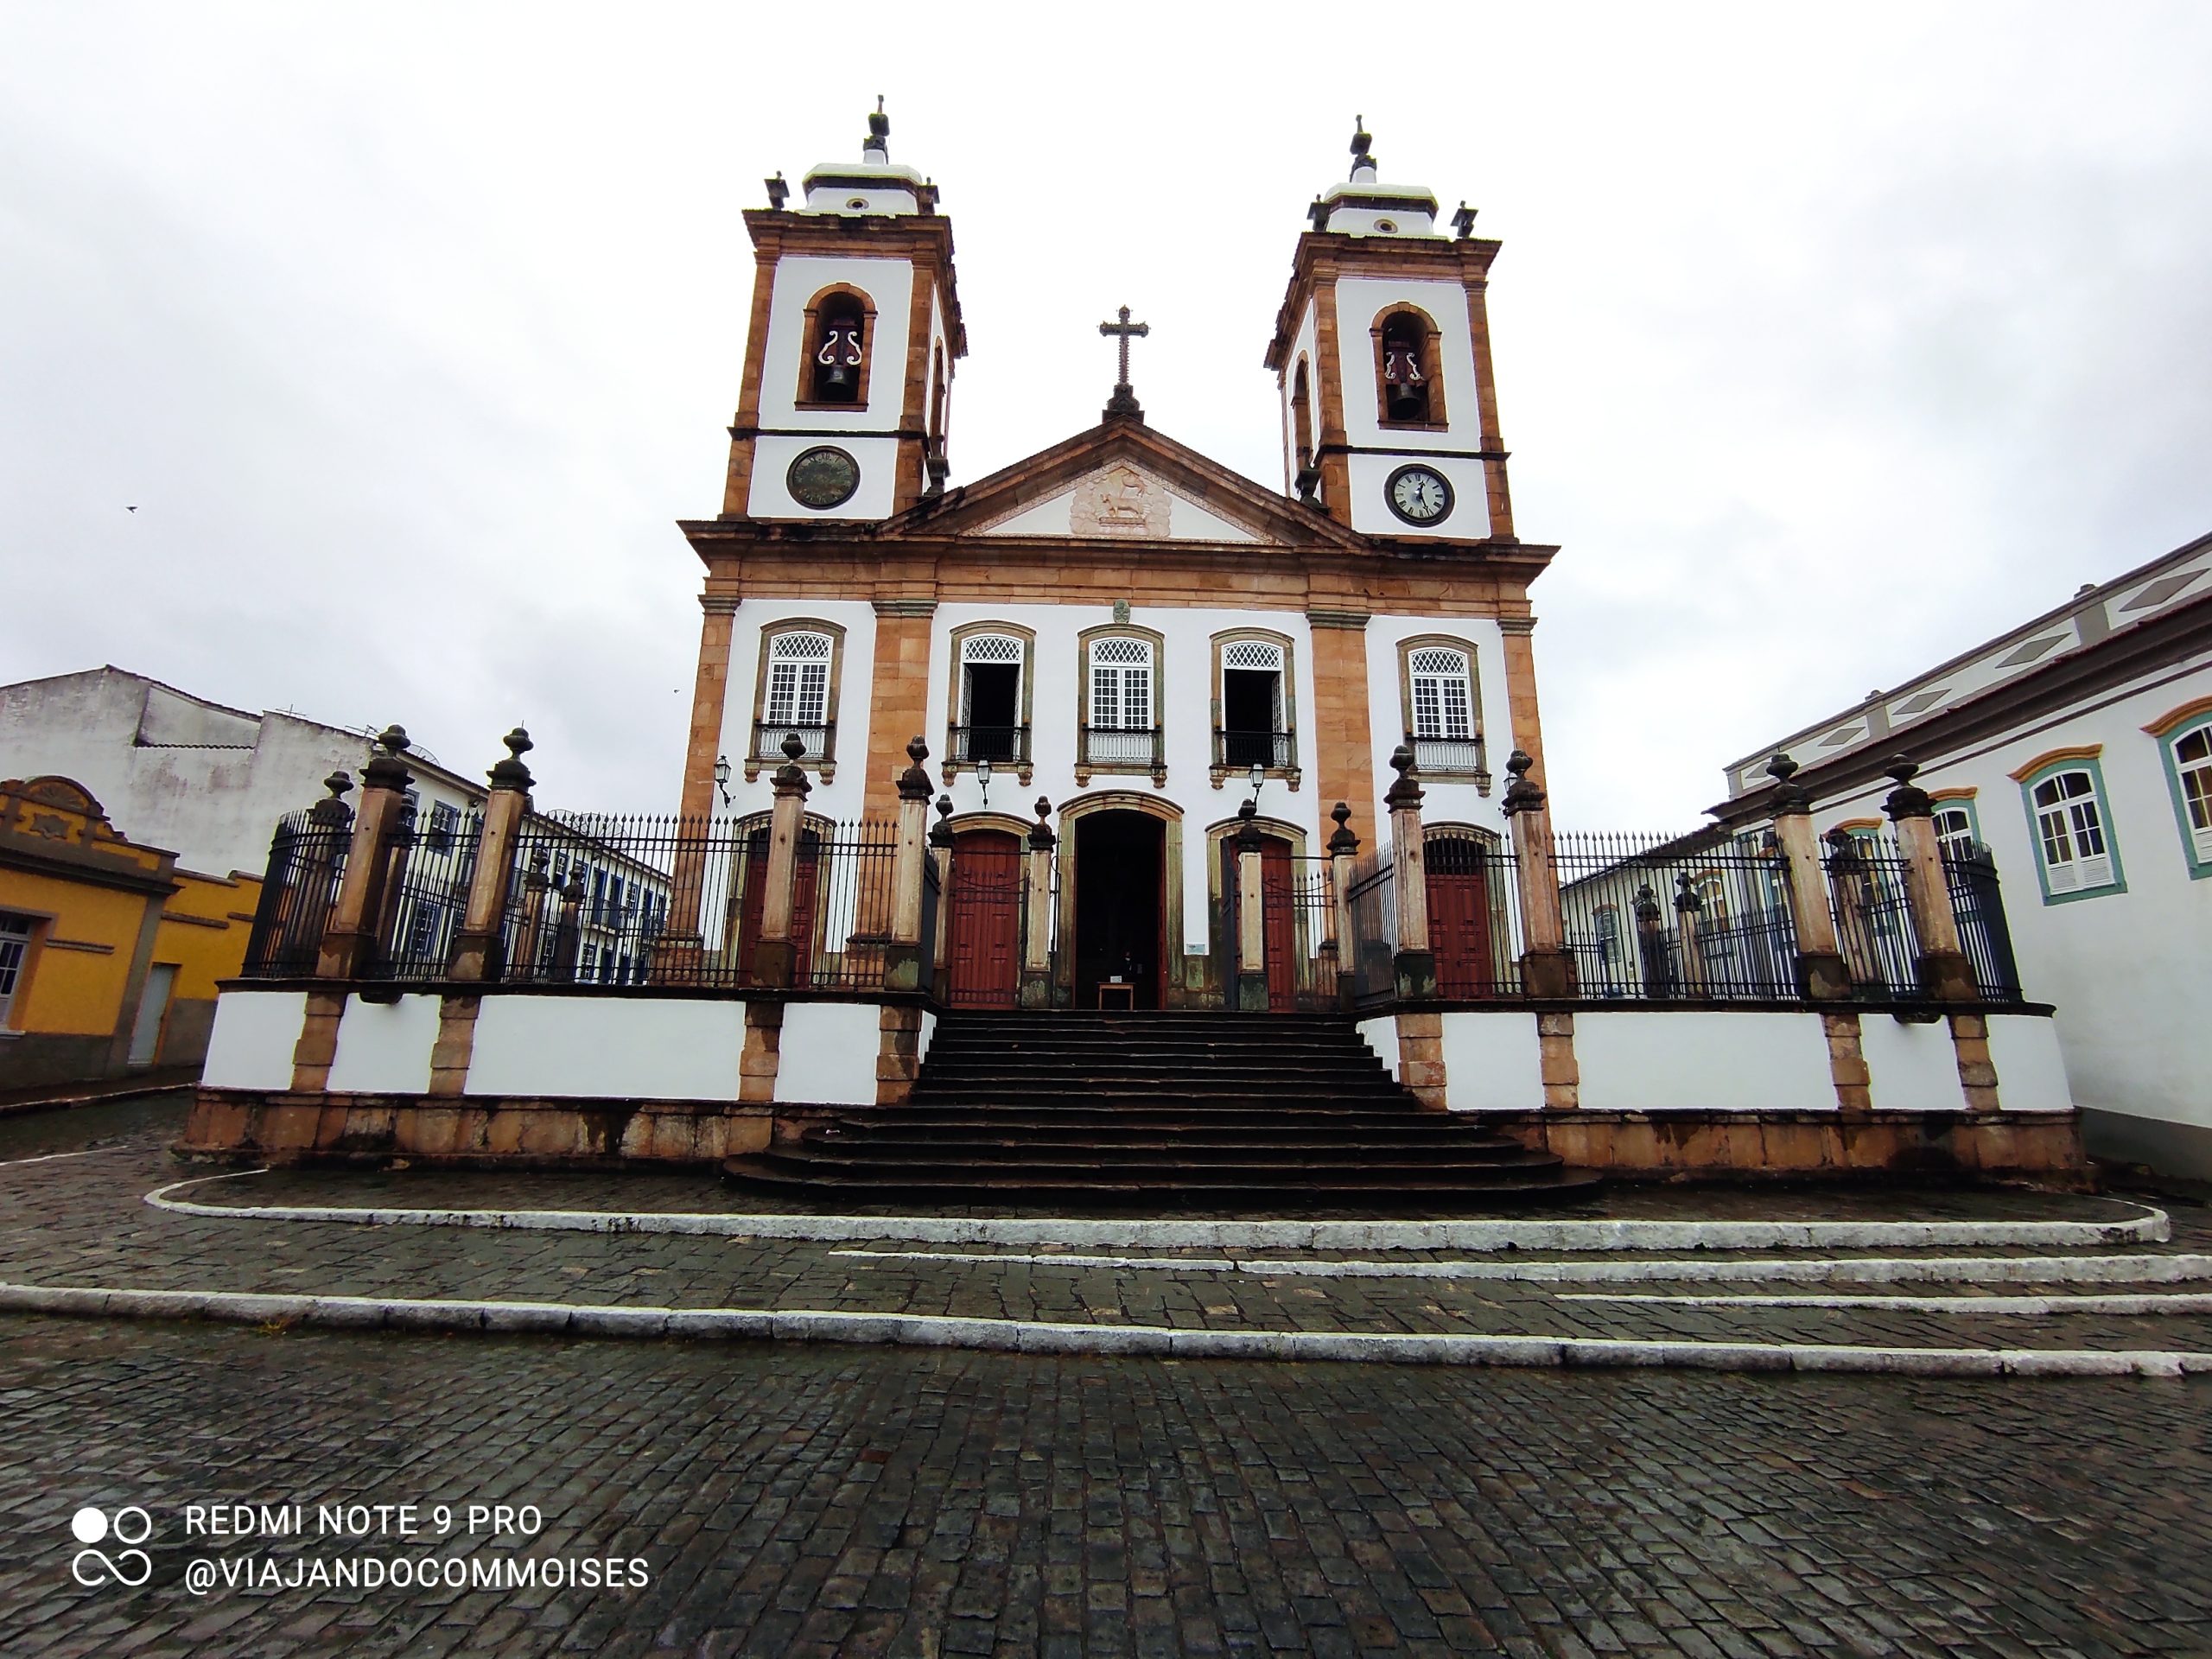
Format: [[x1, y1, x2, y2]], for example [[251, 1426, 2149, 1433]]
[[722, 1011, 1601, 1205]]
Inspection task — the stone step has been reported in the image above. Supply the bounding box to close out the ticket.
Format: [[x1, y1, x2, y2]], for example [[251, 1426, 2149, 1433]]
[[798, 1135, 1556, 1167], [722, 1158, 1604, 1203]]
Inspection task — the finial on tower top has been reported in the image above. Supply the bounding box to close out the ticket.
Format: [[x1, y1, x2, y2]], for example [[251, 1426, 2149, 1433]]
[[1349, 116, 1376, 181], [865, 96, 889, 162]]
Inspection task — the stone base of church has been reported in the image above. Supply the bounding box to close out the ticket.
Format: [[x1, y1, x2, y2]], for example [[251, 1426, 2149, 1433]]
[[1491, 1108, 2085, 1181]]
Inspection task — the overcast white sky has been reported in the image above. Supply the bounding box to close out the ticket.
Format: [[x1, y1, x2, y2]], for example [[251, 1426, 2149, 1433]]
[[4, 3, 2209, 826]]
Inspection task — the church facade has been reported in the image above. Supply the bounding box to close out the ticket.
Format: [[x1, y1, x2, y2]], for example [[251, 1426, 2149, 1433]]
[[673, 113, 1557, 1013]]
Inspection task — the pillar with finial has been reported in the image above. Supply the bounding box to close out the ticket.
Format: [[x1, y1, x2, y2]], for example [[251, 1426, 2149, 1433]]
[[448, 728, 535, 982], [1884, 756, 1977, 1001], [928, 794, 955, 988], [1382, 746, 1435, 1001], [1501, 748, 1575, 997], [753, 732, 813, 989], [885, 736, 935, 992], [316, 725, 416, 980], [1020, 796, 1057, 1009], [1234, 798, 1269, 1012], [276, 771, 354, 966], [1764, 753, 1851, 1000]]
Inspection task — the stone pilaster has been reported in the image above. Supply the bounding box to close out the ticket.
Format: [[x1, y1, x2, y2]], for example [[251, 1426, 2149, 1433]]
[[1383, 747, 1434, 1001], [448, 728, 534, 982], [1395, 1010, 1446, 1111], [753, 734, 811, 989], [1821, 1010, 1872, 1116], [885, 737, 934, 993], [1326, 802, 1358, 1010], [1536, 1011, 1579, 1110], [1949, 1011, 2001, 1113], [862, 600, 938, 822], [1765, 754, 1852, 1001], [876, 1002, 925, 1105], [315, 726, 415, 980], [1020, 797, 1056, 1010], [289, 988, 346, 1093], [929, 795, 955, 989], [1500, 749, 1573, 997], [427, 995, 480, 1098], [1885, 757, 1977, 1002], [740, 1000, 783, 1104], [1234, 799, 1268, 1013]]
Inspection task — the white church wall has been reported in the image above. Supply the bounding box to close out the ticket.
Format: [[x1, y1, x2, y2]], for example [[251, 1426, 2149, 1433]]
[[200, 989, 308, 1091], [1333, 276, 1481, 454], [926, 600, 1329, 956], [1438, 1013, 1544, 1110], [1856, 1015, 1968, 1114], [753, 254, 914, 434], [1357, 1014, 1401, 1080], [1573, 1010, 1835, 1113], [1344, 453, 1493, 541], [719, 599, 880, 823], [326, 994, 441, 1096], [467, 997, 745, 1103], [774, 1001, 881, 1104], [746, 434, 904, 521], [1361, 614, 1515, 840], [1805, 655, 2210, 1164]]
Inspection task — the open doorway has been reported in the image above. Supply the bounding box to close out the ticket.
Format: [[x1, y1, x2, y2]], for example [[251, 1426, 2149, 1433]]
[[1073, 810, 1164, 1008]]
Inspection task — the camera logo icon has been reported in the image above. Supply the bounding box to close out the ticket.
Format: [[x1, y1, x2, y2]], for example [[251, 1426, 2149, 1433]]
[[70, 1505, 153, 1588]]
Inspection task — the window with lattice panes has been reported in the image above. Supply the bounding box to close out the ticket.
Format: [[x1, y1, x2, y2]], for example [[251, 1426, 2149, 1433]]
[[960, 634, 1024, 760], [2174, 725, 2212, 861], [2031, 769, 2114, 893], [0, 913, 29, 1027], [1934, 804, 1978, 861], [1221, 639, 1286, 762], [1090, 637, 1153, 731], [1408, 647, 1473, 741], [765, 632, 832, 728]]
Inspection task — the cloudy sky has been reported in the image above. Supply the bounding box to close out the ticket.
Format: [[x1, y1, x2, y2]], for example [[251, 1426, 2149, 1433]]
[[4, 3, 2209, 826]]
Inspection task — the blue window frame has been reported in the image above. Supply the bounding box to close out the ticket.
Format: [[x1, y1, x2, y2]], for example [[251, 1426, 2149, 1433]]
[[2017, 754, 2126, 904]]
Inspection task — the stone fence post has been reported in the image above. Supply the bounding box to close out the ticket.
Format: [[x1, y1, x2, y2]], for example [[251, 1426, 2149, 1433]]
[[1235, 799, 1268, 1012], [1384, 747, 1434, 1001], [753, 733, 810, 989], [1501, 748, 1574, 996], [1326, 802, 1357, 1008], [448, 728, 534, 982], [1764, 753, 1851, 1000], [886, 737, 934, 993], [1884, 756, 1976, 1001], [316, 725, 415, 980], [1020, 798, 1056, 1009], [929, 794, 955, 988]]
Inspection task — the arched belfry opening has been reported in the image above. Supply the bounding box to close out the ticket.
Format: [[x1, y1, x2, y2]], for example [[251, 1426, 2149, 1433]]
[[1291, 358, 1314, 472], [1378, 310, 1435, 425], [809, 291, 868, 404]]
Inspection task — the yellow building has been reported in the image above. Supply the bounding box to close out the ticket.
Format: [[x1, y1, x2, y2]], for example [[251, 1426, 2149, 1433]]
[[0, 776, 260, 1093]]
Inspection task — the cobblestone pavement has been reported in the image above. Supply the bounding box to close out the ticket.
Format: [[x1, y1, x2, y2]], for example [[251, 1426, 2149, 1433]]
[[3, 1313, 2207, 1658], [3, 1097, 2211, 1359]]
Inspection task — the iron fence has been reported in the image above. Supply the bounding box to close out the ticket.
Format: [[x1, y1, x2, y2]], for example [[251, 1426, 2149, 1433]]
[[367, 807, 485, 980], [1822, 831, 1921, 1000], [1426, 834, 1523, 998], [241, 810, 351, 977], [1344, 843, 1399, 1008], [1252, 852, 1339, 1010], [800, 819, 900, 993], [499, 813, 695, 988], [1946, 842, 2024, 1001], [1216, 729, 1295, 771], [948, 724, 1029, 767], [1557, 831, 1799, 1001]]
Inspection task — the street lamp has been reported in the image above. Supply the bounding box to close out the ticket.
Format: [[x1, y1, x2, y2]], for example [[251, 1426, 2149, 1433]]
[[1247, 760, 1266, 804], [713, 754, 732, 806], [976, 755, 993, 806]]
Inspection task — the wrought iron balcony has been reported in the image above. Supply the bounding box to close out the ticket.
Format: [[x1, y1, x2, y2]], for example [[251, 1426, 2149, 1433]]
[[1079, 725, 1163, 768], [751, 721, 835, 766], [948, 724, 1030, 766], [1215, 728, 1295, 771], [1410, 734, 1490, 789]]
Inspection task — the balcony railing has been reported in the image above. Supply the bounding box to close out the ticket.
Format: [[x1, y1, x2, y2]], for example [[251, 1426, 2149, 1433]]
[[751, 721, 834, 766], [1079, 725, 1163, 769], [948, 724, 1030, 766], [1215, 728, 1295, 771], [1410, 734, 1488, 783]]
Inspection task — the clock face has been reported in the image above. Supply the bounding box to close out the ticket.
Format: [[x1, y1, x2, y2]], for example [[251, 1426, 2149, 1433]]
[[786, 446, 861, 511], [1386, 465, 1453, 525]]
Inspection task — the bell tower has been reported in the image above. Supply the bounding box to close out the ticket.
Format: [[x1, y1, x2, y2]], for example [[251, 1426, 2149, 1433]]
[[1262, 120, 1515, 543], [721, 102, 968, 524]]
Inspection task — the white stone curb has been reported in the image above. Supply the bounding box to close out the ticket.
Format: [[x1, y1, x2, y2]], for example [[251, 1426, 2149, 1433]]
[[1, 1280, 2204, 1376], [143, 1172, 2172, 1253], [1560, 1291, 2212, 1315], [830, 1249, 2212, 1285]]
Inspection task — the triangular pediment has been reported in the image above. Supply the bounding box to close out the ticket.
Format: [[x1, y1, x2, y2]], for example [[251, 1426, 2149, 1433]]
[[878, 417, 1365, 550]]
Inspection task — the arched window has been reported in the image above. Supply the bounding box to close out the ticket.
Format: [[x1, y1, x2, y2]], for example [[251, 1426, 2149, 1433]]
[[1372, 308, 1447, 427], [1291, 358, 1314, 473], [747, 620, 846, 778], [1210, 631, 1300, 787], [929, 342, 948, 447], [952, 628, 1031, 772], [2020, 761, 2120, 899], [1398, 637, 1486, 785], [2173, 724, 2212, 863], [801, 290, 869, 406]]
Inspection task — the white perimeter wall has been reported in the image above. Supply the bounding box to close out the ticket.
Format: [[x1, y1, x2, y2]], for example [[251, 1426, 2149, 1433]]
[[1357, 1014, 1401, 1080], [1856, 1016, 1967, 1114], [774, 1001, 881, 1105], [327, 995, 441, 1096], [467, 999, 746, 1103], [1438, 1013, 1544, 1111], [201, 990, 308, 1090], [1574, 1011, 1837, 1113]]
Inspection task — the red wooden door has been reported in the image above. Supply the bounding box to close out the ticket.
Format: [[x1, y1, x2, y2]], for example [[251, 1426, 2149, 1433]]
[[736, 830, 819, 985], [1427, 839, 1496, 998], [947, 830, 1022, 1007], [1260, 837, 1297, 1012]]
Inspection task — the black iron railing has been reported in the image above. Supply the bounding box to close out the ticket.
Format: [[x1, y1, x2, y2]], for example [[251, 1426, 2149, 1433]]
[[1557, 831, 1799, 1001], [1216, 729, 1295, 770], [242, 810, 351, 977], [1946, 842, 2024, 1001], [948, 724, 1029, 766]]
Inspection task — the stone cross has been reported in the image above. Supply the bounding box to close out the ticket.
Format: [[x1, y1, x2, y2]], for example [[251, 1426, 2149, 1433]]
[[1099, 306, 1149, 417]]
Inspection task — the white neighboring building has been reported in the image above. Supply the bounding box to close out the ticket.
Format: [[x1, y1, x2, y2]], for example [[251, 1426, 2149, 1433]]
[[1713, 532, 2212, 1176]]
